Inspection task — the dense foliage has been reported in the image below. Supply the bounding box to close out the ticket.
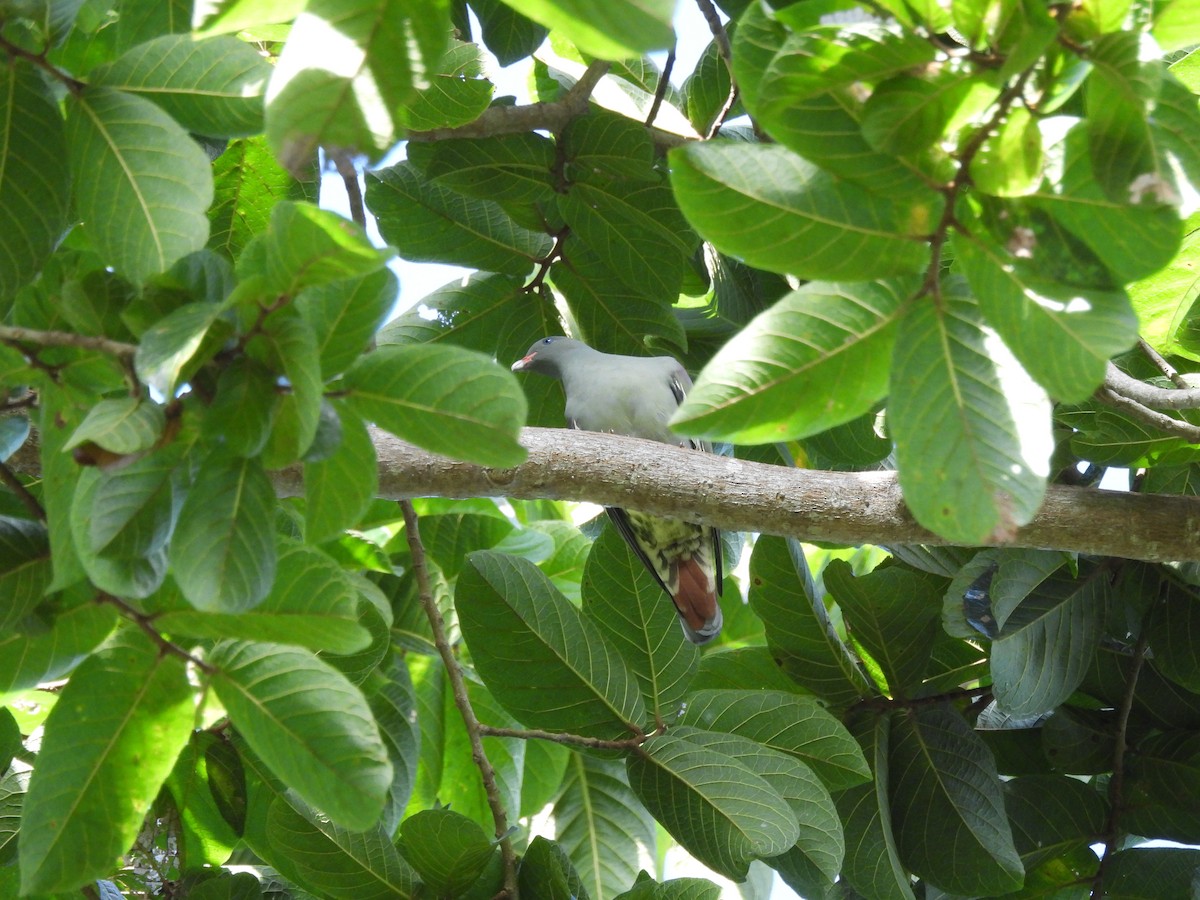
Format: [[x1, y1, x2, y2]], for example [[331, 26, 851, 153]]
[[1, 0, 1199, 897]]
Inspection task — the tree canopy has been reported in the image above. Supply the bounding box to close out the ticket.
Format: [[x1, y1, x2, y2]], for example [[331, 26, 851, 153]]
[[1, 0, 1199, 898]]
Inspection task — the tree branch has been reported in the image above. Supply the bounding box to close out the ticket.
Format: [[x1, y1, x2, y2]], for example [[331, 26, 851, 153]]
[[1105, 362, 1200, 410], [1138, 338, 1190, 388], [399, 501, 519, 898], [477, 724, 646, 751], [1097, 385, 1200, 442], [407, 60, 610, 142], [0, 325, 137, 360], [11, 426, 1200, 561]]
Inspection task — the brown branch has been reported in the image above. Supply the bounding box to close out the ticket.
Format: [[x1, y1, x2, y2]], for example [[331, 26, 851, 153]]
[[0, 34, 85, 92], [695, 0, 733, 66], [1138, 338, 1190, 388], [0, 461, 45, 521], [0, 325, 137, 360], [331, 152, 367, 229], [645, 48, 675, 128], [1097, 385, 1200, 443], [399, 500, 518, 899], [477, 723, 646, 751], [1105, 362, 1200, 411], [99, 593, 215, 674], [407, 60, 610, 142], [12, 426, 1200, 562], [1091, 621, 1151, 898]]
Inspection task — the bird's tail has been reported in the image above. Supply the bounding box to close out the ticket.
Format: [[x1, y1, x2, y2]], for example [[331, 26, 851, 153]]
[[674, 557, 722, 644]]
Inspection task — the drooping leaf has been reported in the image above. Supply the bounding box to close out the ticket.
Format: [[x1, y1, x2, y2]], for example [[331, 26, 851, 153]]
[[889, 706, 1023, 895], [18, 629, 193, 895], [208, 639, 393, 831], [456, 550, 647, 737], [303, 405, 378, 544], [397, 808, 496, 895], [262, 201, 393, 296], [63, 396, 165, 455], [65, 86, 213, 283], [890, 284, 1052, 543], [496, 0, 673, 59], [296, 268, 398, 379], [170, 452, 278, 612], [0, 63, 71, 303]]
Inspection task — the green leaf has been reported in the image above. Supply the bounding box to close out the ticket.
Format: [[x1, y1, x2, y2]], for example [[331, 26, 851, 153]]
[[170, 453, 278, 612], [1030, 121, 1181, 283], [0, 601, 117, 692], [296, 268, 397, 379], [554, 755, 655, 900], [19, 628, 193, 895], [669, 142, 935, 280], [562, 110, 658, 184], [155, 542, 369, 652], [551, 239, 687, 355], [748, 535, 873, 706], [206, 358, 279, 457], [196, 0, 307, 35], [627, 730, 800, 880], [397, 808, 496, 895], [209, 136, 309, 260], [0, 515, 52, 630], [263, 201, 393, 296], [581, 525, 698, 721], [253, 313, 323, 467], [969, 105, 1044, 196], [558, 181, 690, 303], [991, 562, 1109, 717], [834, 712, 916, 900], [397, 42, 494, 131], [1131, 213, 1200, 361], [956, 234, 1139, 401], [91, 34, 270, 137], [265, 0, 448, 170], [1003, 774, 1108, 872], [421, 133, 557, 208], [72, 467, 169, 598], [65, 86, 213, 283], [680, 688, 870, 791], [1105, 847, 1200, 898], [209, 639, 393, 830], [1147, 576, 1200, 693], [471, 0, 548, 64], [889, 706, 1023, 895], [824, 560, 943, 697], [367, 655, 421, 835], [0, 63, 71, 303], [342, 343, 527, 468], [861, 72, 990, 156], [135, 301, 224, 397], [890, 284, 1052, 543], [304, 405, 378, 544], [497, 0, 673, 59], [457, 550, 647, 736], [263, 794, 416, 898], [64, 396, 165, 455], [366, 162, 551, 276], [682, 728, 843, 888], [518, 836, 592, 900], [88, 443, 182, 558], [377, 271, 526, 354], [673, 280, 910, 443]]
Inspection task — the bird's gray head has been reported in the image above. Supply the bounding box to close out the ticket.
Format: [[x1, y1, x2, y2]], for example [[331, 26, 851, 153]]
[[511, 336, 586, 377]]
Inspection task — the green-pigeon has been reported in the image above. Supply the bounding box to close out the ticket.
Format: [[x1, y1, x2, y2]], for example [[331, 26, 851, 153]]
[[512, 336, 723, 643]]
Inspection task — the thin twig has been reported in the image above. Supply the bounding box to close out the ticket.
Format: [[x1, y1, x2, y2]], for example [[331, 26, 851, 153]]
[[0, 325, 137, 360], [399, 500, 519, 899], [1091, 622, 1151, 898], [1097, 386, 1200, 443], [0, 34, 85, 92], [645, 47, 675, 128], [331, 152, 367, 229], [1105, 362, 1200, 410], [99, 593, 215, 674], [0, 461, 45, 521], [478, 723, 645, 750], [695, 0, 733, 70], [1138, 338, 1189, 388]]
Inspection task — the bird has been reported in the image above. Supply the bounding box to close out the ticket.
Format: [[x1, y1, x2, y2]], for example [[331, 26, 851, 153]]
[[511, 336, 723, 644]]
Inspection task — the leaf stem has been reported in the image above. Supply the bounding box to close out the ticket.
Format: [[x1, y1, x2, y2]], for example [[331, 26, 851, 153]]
[[478, 723, 646, 751], [645, 47, 675, 128], [0, 34, 86, 92], [1091, 619, 1151, 898], [399, 500, 519, 899], [0, 461, 46, 521], [98, 592, 215, 674]]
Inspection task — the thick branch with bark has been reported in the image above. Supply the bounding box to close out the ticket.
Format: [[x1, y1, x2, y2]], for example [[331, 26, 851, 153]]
[[272, 427, 1199, 563], [11, 426, 1199, 561]]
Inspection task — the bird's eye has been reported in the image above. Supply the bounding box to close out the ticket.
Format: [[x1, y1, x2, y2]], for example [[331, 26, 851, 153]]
[[542, 338, 553, 344]]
